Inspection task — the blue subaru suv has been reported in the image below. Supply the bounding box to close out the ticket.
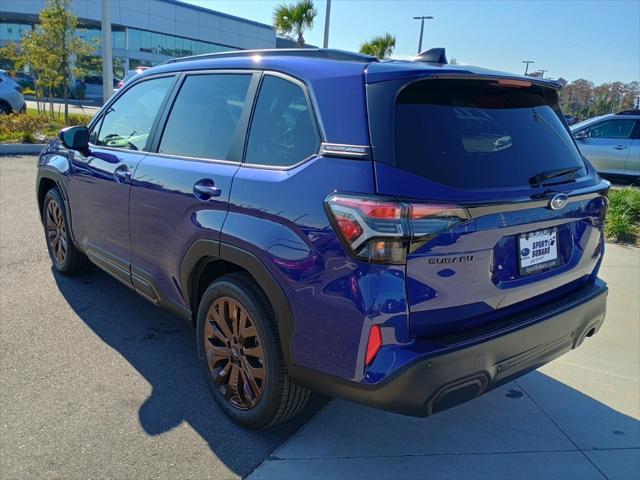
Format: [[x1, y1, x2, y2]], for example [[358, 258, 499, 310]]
[[37, 49, 609, 428]]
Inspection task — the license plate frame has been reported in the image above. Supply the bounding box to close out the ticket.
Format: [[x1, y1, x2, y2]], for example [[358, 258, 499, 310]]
[[518, 227, 560, 276]]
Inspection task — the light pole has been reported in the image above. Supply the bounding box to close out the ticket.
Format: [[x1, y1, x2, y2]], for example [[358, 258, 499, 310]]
[[323, 0, 331, 48], [522, 60, 534, 75], [539, 69, 549, 78], [101, 0, 113, 104], [413, 16, 434, 54]]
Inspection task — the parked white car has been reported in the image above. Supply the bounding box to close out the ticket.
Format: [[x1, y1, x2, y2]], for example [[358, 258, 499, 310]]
[[0, 69, 26, 114], [571, 110, 640, 179]]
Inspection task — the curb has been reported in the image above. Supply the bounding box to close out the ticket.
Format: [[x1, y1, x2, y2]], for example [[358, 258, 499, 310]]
[[0, 144, 46, 155]]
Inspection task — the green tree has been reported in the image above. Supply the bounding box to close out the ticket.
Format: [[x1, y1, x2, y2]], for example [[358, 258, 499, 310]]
[[359, 33, 396, 59], [22, 0, 95, 122], [0, 42, 26, 75], [273, 0, 317, 48]]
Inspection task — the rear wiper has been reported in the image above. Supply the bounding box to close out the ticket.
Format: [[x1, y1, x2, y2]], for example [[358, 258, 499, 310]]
[[529, 166, 582, 186]]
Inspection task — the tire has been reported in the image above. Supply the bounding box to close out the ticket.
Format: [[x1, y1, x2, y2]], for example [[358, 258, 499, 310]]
[[197, 272, 310, 429], [42, 187, 93, 275], [0, 103, 10, 115]]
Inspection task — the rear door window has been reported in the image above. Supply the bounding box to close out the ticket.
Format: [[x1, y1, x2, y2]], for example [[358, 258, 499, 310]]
[[158, 74, 252, 160], [245, 75, 319, 167], [394, 80, 586, 189]]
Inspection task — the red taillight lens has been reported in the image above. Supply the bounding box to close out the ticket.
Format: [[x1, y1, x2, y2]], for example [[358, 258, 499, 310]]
[[116, 81, 124, 88], [365, 324, 382, 366], [325, 193, 469, 264], [336, 215, 363, 242]]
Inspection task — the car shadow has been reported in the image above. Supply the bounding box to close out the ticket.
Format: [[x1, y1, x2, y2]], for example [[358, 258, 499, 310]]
[[52, 266, 327, 478]]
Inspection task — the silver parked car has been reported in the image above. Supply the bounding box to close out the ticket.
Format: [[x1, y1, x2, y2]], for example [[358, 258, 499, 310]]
[[571, 110, 640, 178], [0, 69, 27, 114]]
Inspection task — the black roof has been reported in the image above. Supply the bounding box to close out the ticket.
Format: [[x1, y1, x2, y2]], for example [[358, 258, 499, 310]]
[[166, 48, 377, 65]]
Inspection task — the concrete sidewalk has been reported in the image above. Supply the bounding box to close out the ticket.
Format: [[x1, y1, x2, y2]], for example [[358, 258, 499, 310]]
[[249, 244, 640, 480]]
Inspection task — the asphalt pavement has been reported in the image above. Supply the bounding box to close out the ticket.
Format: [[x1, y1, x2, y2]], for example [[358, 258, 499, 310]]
[[1, 155, 638, 479]]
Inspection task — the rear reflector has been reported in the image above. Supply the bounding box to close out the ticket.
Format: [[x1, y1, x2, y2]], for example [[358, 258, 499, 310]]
[[365, 325, 382, 366]]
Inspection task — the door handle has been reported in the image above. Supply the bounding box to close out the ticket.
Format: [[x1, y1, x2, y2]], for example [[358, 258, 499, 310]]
[[193, 180, 222, 199], [614, 145, 627, 150], [114, 165, 131, 183]]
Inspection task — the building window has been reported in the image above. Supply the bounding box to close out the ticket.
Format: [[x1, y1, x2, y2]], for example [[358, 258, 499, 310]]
[[0, 22, 33, 43]]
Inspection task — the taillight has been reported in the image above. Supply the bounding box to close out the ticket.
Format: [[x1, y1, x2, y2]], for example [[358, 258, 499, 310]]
[[325, 193, 470, 264]]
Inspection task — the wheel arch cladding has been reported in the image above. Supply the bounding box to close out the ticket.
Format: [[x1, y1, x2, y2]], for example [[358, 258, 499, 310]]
[[180, 240, 296, 366]]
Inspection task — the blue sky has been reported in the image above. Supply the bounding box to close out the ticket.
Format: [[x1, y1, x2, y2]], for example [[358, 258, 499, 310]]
[[185, 0, 640, 85]]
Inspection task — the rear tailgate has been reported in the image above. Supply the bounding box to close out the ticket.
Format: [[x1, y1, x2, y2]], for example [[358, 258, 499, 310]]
[[366, 72, 609, 337]]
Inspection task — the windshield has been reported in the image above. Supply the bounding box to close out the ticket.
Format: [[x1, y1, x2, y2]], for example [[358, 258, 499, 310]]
[[394, 80, 586, 189]]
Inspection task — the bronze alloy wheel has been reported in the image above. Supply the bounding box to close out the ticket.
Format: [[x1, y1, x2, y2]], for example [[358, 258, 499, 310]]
[[204, 296, 266, 410], [46, 198, 67, 264]]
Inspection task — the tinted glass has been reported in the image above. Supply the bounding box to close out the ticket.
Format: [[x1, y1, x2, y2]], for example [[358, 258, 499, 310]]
[[394, 80, 586, 189], [245, 76, 319, 167], [586, 119, 636, 139], [95, 76, 173, 151], [158, 74, 251, 160]]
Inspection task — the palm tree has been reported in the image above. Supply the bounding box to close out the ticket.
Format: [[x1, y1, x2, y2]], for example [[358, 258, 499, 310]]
[[359, 33, 396, 59], [273, 0, 318, 48]]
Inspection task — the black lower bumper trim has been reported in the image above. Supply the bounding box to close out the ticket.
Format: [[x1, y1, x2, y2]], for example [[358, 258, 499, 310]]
[[290, 279, 608, 417]]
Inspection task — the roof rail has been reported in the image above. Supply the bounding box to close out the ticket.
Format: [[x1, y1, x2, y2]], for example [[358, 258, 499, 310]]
[[166, 48, 378, 64], [616, 109, 640, 116], [414, 48, 448, 64]]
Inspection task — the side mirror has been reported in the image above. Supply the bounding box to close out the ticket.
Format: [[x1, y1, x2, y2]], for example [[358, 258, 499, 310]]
[[59, 126, 90, 154], [573, 130, 588, 140]]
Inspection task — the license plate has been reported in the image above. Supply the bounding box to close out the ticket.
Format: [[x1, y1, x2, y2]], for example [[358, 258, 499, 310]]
[[518, 228, 560, 275]]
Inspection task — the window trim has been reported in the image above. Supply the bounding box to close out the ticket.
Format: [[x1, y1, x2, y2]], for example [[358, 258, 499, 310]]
[[87, 72, 179, 155], [146, 69, 261, 165], [241, 70, 324, 171]]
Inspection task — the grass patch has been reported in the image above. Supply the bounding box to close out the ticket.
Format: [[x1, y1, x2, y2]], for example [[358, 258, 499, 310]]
[[606, 187, 640, 245], [0, 109, 92, 144]]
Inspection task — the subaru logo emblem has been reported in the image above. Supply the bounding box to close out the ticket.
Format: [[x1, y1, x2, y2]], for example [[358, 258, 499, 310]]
[[549, 194, 569, 210]]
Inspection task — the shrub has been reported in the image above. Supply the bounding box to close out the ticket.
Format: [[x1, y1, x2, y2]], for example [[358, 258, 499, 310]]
[[0, 110, 92, 143], [605, 187, 640, 244], [0, 113, 51, 143], [67, 113, 91, 126]]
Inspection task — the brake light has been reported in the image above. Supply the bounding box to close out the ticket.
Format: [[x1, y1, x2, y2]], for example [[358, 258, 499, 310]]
[[326, 193, 470, 264], [496, 79, 532, 88]]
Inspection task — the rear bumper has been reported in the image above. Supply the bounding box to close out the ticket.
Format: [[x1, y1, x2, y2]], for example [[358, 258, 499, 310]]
[[293, 278, 607, 417]]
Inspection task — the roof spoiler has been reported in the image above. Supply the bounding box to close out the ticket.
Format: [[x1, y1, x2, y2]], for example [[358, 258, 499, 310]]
[[414, 48, 448, 64]]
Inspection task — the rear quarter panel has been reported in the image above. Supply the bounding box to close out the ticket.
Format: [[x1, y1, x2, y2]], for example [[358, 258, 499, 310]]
[[222, 156, 410, 381]]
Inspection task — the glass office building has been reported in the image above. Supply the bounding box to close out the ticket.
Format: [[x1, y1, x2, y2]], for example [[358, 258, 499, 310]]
[[1, 0, 276, 77]]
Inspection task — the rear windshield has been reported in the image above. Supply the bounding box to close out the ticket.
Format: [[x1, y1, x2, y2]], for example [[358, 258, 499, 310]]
[[394, 80, 585, 189]]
